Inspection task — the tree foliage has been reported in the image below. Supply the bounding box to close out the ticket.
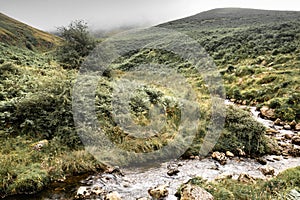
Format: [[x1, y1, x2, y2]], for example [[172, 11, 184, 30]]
[[56, 20, 97, 69]]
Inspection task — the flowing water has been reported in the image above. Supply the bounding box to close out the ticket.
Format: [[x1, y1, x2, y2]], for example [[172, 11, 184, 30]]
[[72, 101, 300, 199], [4, 102, 299, 200]]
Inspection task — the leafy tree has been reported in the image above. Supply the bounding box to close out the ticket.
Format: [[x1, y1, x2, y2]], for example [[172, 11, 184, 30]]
[[56, 20, 97, 69]]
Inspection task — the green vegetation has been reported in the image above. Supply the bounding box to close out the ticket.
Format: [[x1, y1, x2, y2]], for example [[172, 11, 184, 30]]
[[179, 166, 300, 199], [1, 8, 300, 197], [160, 8, 300, 121]]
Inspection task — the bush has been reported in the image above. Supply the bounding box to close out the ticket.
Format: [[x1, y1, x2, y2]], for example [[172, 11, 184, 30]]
[[214, 105, 267, 155], [56, 20, 97, 69]]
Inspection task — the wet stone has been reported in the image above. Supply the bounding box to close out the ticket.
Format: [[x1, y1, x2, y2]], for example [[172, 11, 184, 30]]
[[167, 168, 180, 176], [256, 158, 267, 165]]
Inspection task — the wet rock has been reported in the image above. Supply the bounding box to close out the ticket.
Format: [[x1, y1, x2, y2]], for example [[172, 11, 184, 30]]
[[76, 186, 92, 199], [105, 166, 124, 176], [284, 133, 293, 140], [289, 146, 300, 157], [178, 184, 214, 200], [167, 168, 180, 176], [284, 124, 292, 130], [226, 151, 234, 158], [238, 173, 256, 184], [260, 106, 275, 119], [260, 165, 275, 176], [256, 158, 267, 165], [295, 123, 300, 131], [290, 120, 297, 127], [292, 136, 300, 145], [266, 128, 279, 135], [105, 191, 122, 200], [237, 148, 246, 157], [212, 151, 227, 165], [273, 156, 282, 161], [148, 185, 169, 200], [274, 118, 282, 125]]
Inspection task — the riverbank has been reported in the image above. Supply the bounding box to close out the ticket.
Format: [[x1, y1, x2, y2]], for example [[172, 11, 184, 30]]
[[73, 102, 300, 199]]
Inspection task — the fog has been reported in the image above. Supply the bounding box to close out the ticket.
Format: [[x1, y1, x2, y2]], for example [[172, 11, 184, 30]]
[[1, 0, 300, 31]]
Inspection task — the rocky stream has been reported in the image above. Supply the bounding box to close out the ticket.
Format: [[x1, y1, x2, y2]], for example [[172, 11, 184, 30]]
[[4, 102, 300, 200]]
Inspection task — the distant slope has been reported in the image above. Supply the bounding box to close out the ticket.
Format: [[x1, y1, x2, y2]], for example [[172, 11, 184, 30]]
[[161, 8, 300, 29], [0, 13, 62, 51], [159, 8, 300, 121]]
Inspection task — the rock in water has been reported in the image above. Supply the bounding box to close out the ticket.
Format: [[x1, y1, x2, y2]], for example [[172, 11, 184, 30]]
[[148, 185, 169, 199], [260, 165, 275, 176], [237, 148, 246, 157], [226, 151, 234, 158], [178, 184, 214, 200], [256, 158, 267, 165], [292, 136, 300, 145], [105, 191, 122, 200], [260, 106, 275, 119], [295, 123, 300, 131], [290, 120, 297, 127], [274, 118, 282, 125], [284, 124, 292, 130], [167, 168, 180, 176], [212, 151, 227, 165]]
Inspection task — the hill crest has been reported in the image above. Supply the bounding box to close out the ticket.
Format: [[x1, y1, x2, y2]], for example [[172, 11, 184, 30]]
[[0, 12, 62, 51]]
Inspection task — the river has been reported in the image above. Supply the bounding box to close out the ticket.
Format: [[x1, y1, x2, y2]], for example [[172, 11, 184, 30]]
[[4, 102, 300, 200]]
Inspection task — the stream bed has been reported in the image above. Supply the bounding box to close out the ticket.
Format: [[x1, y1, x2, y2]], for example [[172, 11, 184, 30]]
[[4, 103, 299, 200]]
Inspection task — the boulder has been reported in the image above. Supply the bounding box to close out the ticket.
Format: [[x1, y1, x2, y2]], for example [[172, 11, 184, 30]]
[[148, 185, 169, 200], [260, 106, 275, 119], [105, 191, 122, 200], [284, 133, 293, 140], [260, 165, 275, 176], [290, 120, 297, 127], [256, 158, 267, 165], [295, 123, 300, 131], [237, 173, 256, 184], [167, 168, 180, 176], [212, 151, 227, 165], [274, 118, 281, 125], [178, 184, 214, 200], [237, 148, 246, 157], [284, 124, 292, 130], [266, 128, 279, 135], [76, 186, 91, 199], [225, 151, 234, 158], [292, 136, 300, 145]]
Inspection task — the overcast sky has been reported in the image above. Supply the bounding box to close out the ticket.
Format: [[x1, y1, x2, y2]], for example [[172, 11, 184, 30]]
[[1, 0, 300, 31]]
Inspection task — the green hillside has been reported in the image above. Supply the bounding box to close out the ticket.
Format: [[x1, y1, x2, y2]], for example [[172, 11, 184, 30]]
[[0, 8, 299, 198], [0, 13, 62, 51], [160, 8, 300, 121]]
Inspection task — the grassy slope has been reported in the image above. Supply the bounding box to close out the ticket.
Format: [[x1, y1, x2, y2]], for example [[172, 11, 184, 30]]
[[0, 42, 105, 198], [0, 13, 62, 51], [0, 8, 299, 198], [160, 8, 300, 121]]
